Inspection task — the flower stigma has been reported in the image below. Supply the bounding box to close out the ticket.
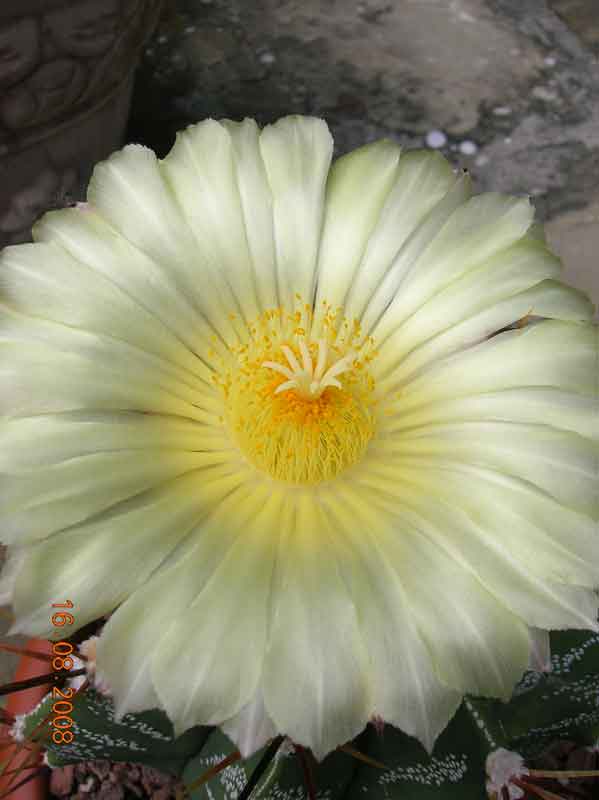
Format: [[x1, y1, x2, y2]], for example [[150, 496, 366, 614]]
[[212, 297, 379, 485]]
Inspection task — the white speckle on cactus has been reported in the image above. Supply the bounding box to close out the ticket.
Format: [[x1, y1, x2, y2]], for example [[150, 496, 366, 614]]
[[550, 634, 599, 674], [485, 748, 529, 799], [377, 752, 468, 788], [464, 698, 497, 748]]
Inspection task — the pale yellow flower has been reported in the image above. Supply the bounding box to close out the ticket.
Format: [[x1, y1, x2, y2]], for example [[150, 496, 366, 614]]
[[0, 116, 597, 760]]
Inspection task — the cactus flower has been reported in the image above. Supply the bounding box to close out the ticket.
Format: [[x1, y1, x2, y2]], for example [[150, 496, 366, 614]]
[[0, 115, 597, 761]]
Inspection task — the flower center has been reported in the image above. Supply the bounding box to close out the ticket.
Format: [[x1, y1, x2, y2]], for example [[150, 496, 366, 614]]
[[262, 338, 355, 400], [213, 299, 378, 485]]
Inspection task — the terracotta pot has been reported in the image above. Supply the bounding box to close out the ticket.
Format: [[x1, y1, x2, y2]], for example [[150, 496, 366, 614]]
[[0, 638, 52, 799], [0, 0, 163, 248]]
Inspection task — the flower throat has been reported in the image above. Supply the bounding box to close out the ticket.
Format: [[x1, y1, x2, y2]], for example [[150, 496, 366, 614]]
[[212, 297, 378, 485]]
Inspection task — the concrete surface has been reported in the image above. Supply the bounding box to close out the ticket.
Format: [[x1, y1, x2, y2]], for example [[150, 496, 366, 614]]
[[2, 0, 598, 691]]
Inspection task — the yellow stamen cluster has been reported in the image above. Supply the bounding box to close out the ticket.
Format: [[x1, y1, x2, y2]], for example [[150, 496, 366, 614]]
[[213, 298, 378, 485]]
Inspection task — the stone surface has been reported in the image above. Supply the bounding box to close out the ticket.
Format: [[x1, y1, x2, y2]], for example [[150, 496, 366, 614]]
[[127, 0, 599, 315], [0, 0, 163, 249], [546, 197, 599, 312]]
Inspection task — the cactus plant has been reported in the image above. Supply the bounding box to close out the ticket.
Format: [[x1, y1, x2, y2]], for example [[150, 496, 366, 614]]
[[0, 627, 596, 799], [0, 114, 597, 798]]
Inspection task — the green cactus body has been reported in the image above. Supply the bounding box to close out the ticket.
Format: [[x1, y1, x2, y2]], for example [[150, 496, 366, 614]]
[[12, 629, 599, 799]]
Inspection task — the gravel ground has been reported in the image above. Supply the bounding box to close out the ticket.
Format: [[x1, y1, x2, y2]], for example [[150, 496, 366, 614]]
[[49, 760, 185, 799]]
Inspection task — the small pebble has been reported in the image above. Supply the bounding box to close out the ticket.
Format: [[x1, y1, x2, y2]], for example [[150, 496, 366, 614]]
[[259, 51, 276, 65], [532, 85, 557, 102], [475, 154, 489, 167], [157, 35, 168, 44], [458, 140, 478, 155], [425, 129, 447, 149], [183, 25, 196, 34], [493, 106, 512, 116], [544, 55, 557, 66]]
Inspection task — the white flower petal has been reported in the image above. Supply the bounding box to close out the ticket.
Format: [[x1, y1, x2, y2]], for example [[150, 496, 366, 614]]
[[371, 421, 595, 516], [152, 488, 283, 732], [376, 280, 593, 382], [221, 118, 279, 311], [33, 206, 226, 366], [221, 686, 279, 759], [321, 489, 461, 752], [383, 388, 596, 441], [313, 139, 401, 325], [0, 546, 26, 607], [350, 465, 598, 630], [263, 495, 372, 761], [96, 476, 269, 719], [259, 116, 333, 309], [0, 240, 213, 384], [330, 482, 530, 699], [9, 468, 246, 637], [162, 119, 263, 323], [0, 304, 219, 412], [0, 411, 227, 471], [343, 151, 457, 325], [358, 171, 472, 337], [389, 320, 596, 404], [371, 193, 534, 344], [399, 544, 531, 699], [0, 332, 218, 423], [0, 449, 228, 544], [373, 236, 561, 369], [427, 468, 599, 589], [86, 144, 242, 343]]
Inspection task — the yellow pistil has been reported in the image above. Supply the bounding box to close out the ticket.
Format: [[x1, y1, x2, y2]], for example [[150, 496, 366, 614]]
[[214, 297, 378, 485]]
